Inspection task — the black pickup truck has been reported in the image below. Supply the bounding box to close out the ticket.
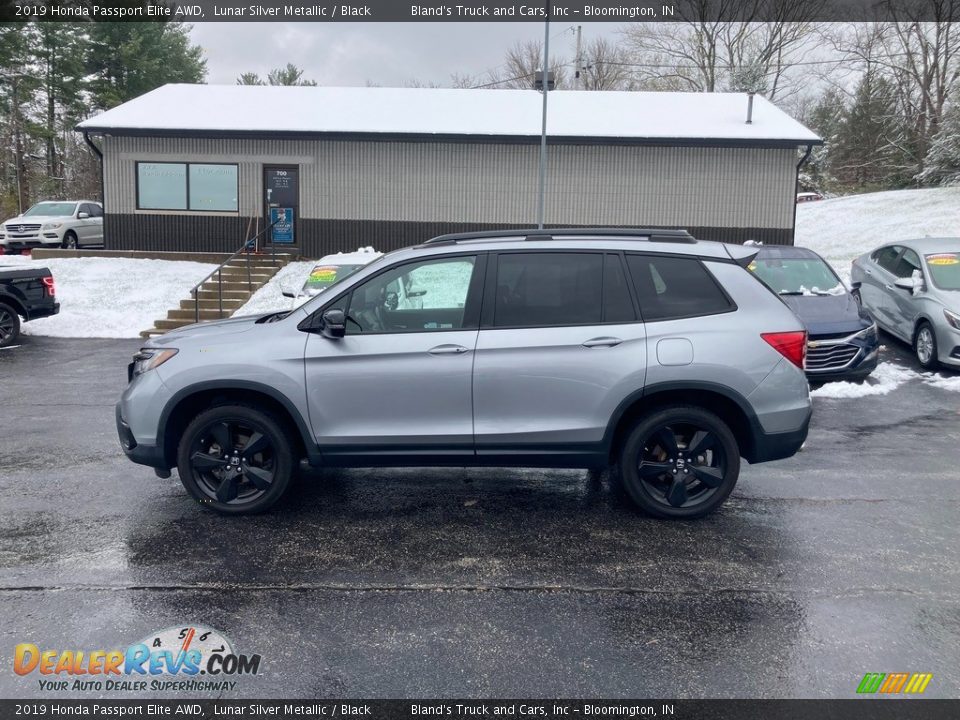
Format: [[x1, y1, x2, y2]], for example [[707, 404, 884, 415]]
[[0, 265, 59, 347]]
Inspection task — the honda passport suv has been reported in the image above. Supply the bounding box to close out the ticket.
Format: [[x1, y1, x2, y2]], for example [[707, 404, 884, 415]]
[[117, 229, 812, 519]]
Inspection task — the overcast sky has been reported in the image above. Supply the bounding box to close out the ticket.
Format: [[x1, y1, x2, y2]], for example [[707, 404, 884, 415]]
[[190, 22, 622, 87]]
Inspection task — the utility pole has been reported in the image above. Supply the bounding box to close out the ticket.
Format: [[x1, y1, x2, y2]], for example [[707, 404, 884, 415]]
[[575, 25, 583, 88], [536, 6, 551, 229]]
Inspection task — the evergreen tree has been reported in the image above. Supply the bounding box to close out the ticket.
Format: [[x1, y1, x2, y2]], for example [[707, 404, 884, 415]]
[[918, 104, 960, 186], [86, 22, 206, 110], [833, 72, 903, 189], [802, 88, 847, 192]]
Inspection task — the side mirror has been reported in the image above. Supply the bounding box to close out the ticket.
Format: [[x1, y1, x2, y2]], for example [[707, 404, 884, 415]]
[[320, 308, 346, 339], [77, 212, 89, 219], [894, 277, 921, 292]]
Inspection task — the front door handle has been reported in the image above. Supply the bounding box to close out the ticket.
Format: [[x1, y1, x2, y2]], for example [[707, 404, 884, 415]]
[[428, 344, 469, 355], [582, 337, 623, 349], [885, 284, 894, 290], [865, 269, 873, 275]]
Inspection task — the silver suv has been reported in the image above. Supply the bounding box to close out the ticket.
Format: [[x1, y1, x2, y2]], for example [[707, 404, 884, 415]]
[[117, 229, 812, 519]]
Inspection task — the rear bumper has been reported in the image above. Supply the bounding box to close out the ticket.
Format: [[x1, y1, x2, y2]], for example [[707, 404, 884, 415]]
[[746, 407, 811, 463], [27, 302, 60, 320], [116, 403, 166, 470]]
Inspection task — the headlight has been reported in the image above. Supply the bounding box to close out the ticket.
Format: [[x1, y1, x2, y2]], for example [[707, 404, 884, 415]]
[[945, 309, 960, 331], [41, 222, 62, 230], [853, 322, 878, 344], [132, 348, 178, 376]]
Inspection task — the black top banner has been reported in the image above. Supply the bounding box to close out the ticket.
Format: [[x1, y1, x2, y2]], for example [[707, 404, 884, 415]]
[[1, 700, 959, 720], [1, 0, 954, 23]]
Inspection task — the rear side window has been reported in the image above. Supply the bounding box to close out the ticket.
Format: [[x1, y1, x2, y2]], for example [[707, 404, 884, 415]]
[[494, 253, 602, 327], [626, 255, 733, 322]]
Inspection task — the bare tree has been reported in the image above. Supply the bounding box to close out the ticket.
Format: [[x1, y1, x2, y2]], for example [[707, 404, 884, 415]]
[[620, 0, 826, 99], [576, 37, 635, 90]]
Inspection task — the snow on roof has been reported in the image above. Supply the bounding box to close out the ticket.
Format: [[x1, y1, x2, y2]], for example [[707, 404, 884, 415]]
[[78, 84, 820, 144]]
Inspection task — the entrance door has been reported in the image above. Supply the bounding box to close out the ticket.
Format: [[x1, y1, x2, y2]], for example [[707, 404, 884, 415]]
[[263, 166, 299, 247]]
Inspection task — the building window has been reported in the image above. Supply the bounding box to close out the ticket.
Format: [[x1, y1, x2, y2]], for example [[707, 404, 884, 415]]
[[136, 162, 238, 212]]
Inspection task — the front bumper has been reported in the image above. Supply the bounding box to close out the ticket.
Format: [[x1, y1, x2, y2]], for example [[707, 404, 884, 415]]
[[116, 403, 166, 469]]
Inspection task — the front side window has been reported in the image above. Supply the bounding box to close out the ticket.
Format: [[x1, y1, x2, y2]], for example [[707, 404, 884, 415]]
[[137, 162, 238, 212], [894, 249, 923, 279], [627, 254, 733, 322], [345, 256, 477, 334], [874, 246, 902, 274], [494, 252, 603, 328]]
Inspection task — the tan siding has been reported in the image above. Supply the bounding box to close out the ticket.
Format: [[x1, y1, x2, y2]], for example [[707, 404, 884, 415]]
[[104, 136, 796, 231]]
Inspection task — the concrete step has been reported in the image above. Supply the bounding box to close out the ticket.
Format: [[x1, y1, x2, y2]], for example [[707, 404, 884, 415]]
[[195, 289, 255, 300], [213, 266, 278, 279], [196, 280, 267, 292], [180, 298, 247, 311], [167, 309, 233, 322], [152, 318, 197, 331]]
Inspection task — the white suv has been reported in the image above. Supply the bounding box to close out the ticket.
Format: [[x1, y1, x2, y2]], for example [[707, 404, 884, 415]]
[[0, 200, 104, 253]]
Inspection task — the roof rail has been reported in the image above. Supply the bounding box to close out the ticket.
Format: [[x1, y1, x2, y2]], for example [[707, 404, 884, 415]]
[[420, 227, 697, 246]]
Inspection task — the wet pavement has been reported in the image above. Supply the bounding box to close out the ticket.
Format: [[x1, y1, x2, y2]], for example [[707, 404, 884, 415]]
[[1, 334, 958, 698]]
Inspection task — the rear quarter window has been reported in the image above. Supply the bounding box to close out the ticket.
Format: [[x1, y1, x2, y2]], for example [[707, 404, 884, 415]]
[[626, 254, 734, 322]]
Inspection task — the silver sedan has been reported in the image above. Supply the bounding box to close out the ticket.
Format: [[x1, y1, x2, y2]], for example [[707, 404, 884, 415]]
[[851, 238, 960, 370]]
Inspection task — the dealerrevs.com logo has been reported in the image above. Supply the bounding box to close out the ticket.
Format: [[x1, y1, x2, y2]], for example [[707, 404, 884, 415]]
[[13, 625, 261, 693]]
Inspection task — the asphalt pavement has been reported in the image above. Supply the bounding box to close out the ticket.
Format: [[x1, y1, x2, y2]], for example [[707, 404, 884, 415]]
[[1, 333, 958, 699]]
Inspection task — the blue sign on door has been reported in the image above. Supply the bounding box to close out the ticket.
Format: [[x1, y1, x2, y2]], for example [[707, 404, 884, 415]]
[[270, 207, 294, 244]]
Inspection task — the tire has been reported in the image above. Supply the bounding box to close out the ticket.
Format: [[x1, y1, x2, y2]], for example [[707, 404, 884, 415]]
[[61, 231, 78, 249], [0, 302, 21, 347], [851, 287, 862, 305], [914, 321, 939, 370], [619, 405, 740, 519], [176, 404, 295, 515]]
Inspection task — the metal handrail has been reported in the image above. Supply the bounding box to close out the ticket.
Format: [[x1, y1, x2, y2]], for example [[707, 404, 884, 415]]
[[191, 220, 280, 323]]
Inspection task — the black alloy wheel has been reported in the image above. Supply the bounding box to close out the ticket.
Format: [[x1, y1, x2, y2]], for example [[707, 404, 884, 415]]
[[177, 405, 294, 514], [620, 406, 740, 519], [0, 303, 20, 348]]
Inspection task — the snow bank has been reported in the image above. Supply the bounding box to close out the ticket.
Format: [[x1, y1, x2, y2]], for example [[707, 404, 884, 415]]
[[810, 361, 919, 399], [796, 187, 960, 284], [0, 255, 216, 338], [234, 261, 315, 317]]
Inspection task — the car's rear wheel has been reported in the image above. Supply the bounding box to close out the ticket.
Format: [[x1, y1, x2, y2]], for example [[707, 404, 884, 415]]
[[851, 287, 862, 305], [61, 231, 78, 249], [176, 404, 294, 515], [915, 321, 939, 370], [619, 406, 740, 519], [0, 302, 21, 347]]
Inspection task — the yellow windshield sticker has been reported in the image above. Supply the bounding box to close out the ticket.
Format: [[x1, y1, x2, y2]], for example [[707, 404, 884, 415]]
[[927, 254, 959, 266]]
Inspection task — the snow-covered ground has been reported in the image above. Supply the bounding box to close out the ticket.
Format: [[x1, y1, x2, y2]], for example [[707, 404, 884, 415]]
[[235, 260, 315, 316], [796, 186, 960, 284], [0, 255, 216, 338]]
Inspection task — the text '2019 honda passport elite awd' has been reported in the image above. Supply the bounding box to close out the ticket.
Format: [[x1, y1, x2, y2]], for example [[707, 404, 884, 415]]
[[117, 229, 812, 519]]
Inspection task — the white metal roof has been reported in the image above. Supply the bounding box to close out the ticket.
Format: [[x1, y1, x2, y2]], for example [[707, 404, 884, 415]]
[[78, 84, 820, 144]]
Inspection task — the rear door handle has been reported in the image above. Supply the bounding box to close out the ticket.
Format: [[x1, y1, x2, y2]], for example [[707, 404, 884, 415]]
[[885, 284, 894, 290], [428, 344, 469, 355], [864, 269, 872, 276], [582, 337, 623, 348]]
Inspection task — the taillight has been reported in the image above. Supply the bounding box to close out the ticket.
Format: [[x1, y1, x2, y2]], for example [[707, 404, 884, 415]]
[[42, 276, 55, 297], [761, 331, 807, 369]]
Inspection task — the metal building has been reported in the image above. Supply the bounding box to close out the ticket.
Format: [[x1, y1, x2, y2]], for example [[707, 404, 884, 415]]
[[77, 84, 820, 257]]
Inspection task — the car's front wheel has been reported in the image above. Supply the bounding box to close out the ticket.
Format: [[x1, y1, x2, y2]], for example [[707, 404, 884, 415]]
[[619, 406, 740, 519], [61, 231, 78, 250], [914, 321, 939, 370], [0, 302, 21, 347], [176, 404, 295, 514]]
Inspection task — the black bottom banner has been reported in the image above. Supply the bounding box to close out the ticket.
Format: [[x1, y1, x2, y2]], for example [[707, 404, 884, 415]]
[[1, 700, 957, 720]]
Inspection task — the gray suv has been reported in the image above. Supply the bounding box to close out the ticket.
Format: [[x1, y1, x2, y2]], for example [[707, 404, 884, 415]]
[[117, 229, 812, 519]]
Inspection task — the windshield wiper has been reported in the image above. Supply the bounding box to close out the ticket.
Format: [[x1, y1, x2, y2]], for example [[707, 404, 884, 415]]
[[778, 291, 805, 296]]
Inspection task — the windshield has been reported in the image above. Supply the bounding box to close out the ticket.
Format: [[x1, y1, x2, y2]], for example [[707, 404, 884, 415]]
[[23, 202, 77, 217], [925, 253, 960, 291], [300, 263, 366, 297], [748, 256, 845, 296]]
